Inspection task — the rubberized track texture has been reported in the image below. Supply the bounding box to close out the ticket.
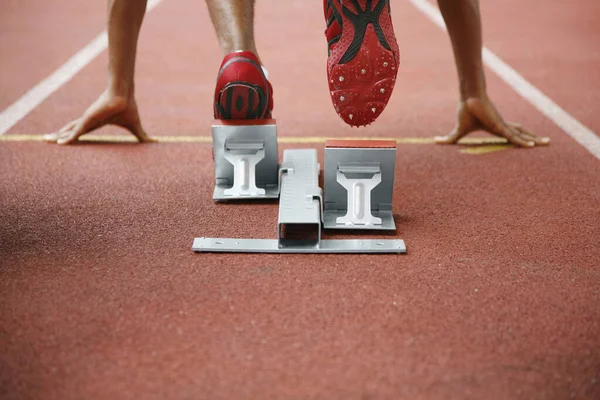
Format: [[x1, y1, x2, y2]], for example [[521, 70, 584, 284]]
[[1, 0, 599, 399]]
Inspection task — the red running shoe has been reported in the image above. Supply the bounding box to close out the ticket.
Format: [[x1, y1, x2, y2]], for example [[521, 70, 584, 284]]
[[324, 0, 400, 126], [213, 51, 274, 120]]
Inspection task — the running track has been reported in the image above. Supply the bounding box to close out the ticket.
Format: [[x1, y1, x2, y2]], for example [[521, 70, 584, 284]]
[[1, 0, 599, 399]]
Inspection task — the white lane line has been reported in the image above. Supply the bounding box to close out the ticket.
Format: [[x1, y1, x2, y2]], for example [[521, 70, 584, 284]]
[[0, 0, 166, 136], [408, 0, 600, 160]]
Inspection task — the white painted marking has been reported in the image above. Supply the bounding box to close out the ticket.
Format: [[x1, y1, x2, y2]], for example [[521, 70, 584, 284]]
[[0, 0, 165, 136], [408, 0, 600, 160]]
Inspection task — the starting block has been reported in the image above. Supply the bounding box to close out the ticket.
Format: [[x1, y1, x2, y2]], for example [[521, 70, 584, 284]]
[[212, 119, 280, 201], [194, 148, 406, 254], [323, 140, 397, 230]]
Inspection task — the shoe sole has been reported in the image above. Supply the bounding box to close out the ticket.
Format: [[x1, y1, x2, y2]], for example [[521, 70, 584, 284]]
[[327, 0, 399, 127]]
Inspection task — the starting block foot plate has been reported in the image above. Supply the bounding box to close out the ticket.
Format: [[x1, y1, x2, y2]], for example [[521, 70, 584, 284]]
[[212, 120, 280, 201], [323, 140, 397, 231], [192, 237, 406, 254]]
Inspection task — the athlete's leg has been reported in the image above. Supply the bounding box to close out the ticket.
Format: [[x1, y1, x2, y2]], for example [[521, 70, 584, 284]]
[[206, 0, 273, 120], [205, 0, 259, 58]]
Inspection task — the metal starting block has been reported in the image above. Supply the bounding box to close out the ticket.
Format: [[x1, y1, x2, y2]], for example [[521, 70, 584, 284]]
[[323, 140, 397, 230], [193, 149, 406, 254], [212, 119, 280, 201]]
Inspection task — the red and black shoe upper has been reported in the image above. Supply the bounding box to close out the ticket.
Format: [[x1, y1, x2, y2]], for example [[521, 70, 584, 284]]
[[213, 51, 274, 120]]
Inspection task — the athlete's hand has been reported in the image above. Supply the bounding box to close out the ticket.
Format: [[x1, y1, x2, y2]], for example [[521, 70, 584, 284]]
[[44, 90, 155, 145], [435, 97, 550, 147]]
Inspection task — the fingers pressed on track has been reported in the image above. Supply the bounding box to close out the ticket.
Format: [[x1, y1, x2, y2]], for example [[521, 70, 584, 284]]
[[435, 127, 465, 144], [56, 119, 92, 145], [44, 119, 80, 143], [503, 125, 535, 147], [509, 122, 551, 146]]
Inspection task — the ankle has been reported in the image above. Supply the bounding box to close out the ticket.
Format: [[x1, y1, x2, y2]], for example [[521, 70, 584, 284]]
[[224, 50, 266, 77], [223, 44, 260, 62]]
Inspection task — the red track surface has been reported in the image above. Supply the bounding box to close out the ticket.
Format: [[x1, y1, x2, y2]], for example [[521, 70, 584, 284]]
[[1, 1, 599, 399]]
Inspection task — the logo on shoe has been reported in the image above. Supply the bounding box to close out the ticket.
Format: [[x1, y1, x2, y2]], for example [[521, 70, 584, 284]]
[[215, 82, 268, 120]]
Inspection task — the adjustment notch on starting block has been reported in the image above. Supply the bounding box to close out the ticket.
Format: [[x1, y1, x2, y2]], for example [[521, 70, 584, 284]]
[[211, 119, 280, 201], [323, 140, 397, 230]]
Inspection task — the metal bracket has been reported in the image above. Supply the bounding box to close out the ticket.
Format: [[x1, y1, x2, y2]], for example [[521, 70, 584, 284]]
[[193, 149, 406, 254], [212, 120, 280, 201], [192, 237, 406, 253], [323, 140, 397, 230], [336, 162, 383, 226], [223, 138, 266, 196]]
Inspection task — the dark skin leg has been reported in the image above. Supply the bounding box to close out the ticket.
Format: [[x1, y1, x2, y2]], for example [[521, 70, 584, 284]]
[[435, 0, 550, 147], [205, 0, 260, 59], [46, 0, 546, 147]]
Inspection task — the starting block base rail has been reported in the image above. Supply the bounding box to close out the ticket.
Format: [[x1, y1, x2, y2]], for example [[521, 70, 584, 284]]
[[194, 148, 406, 254], [192, 237, 406, 254]]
